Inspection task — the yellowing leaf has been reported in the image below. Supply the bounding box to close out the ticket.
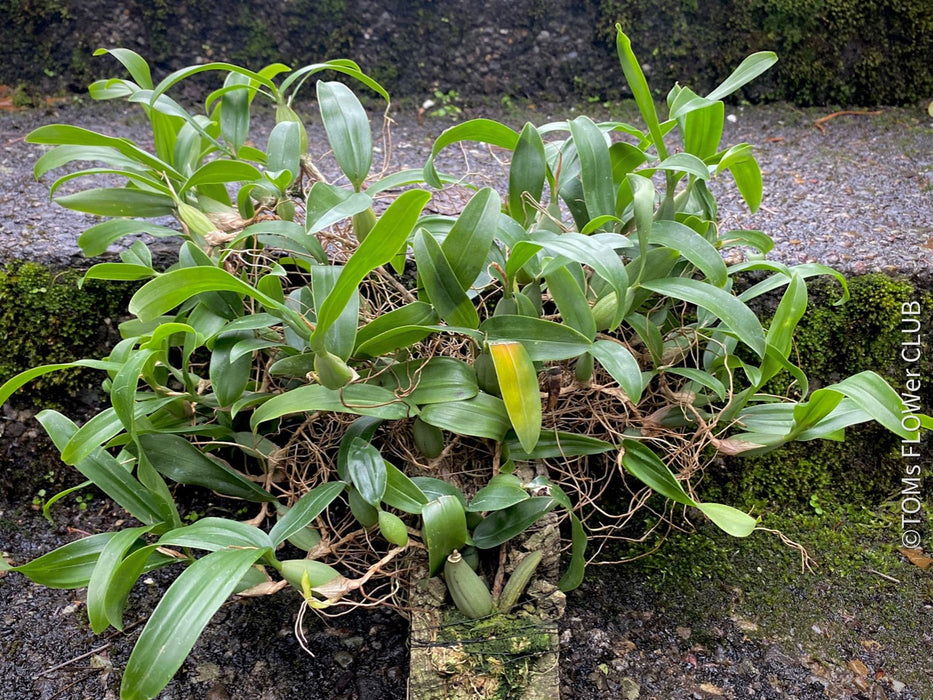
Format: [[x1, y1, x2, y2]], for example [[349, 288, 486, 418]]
[[488, 341, 541, 453]]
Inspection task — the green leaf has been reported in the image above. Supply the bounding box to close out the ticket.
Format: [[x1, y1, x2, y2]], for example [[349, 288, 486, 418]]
[[721, 229, 773, 255], [346, 438, 388, 507], [129, 266, 293, 327], [312, 265, 358, 361], [569, 116, 615, 220], [422, 495, 468, 576], [508, 123, 547, 226], [157, 518, 272, 551], [414, 228, 480, 328], [354, 301, 438, 353], [681, 101, 725, 160], [442, 187, 502, 289], [664, 367, 727, 401], [640, 278, 767, 358], [717, 144, 762, 213], [827, 371, 929, 440], [411, 477, 467, 508], [627, 173, 654, 282], [6, 532, 117, 588], [60, 397, 177, 466], [102, 546, 174, 631], [0, 360, 116, 407], [305, 182, 372, 233], [139, 433, 276, 502], [250, 384, 411, 429], [489, 341, 542, 454], [266, 119, 301, 184], [765, 273, 807, 357], [37, 411, 172, 526], [467, 474, 529, 512], [471, 497, 557, 549], [481, 316, 591, 361], [210, 330, 253, 407], [706, 52, 778, 102], [355, 325, 438, 357], [424, 118, 520, 188], [311, 189, 430, 351], [545, 265, 597, 340], [94, 48, 154, 88], [180, 159, 262, 194], [34, 144, 143, 177], [505, 430, 615, 460], [77, 220, 180, 257], [619, 439, 694, 506], [317, 80, 372, 189], [695, 503, 757, 537], [419, 393, 511, 441], [649, 220, 727, 287], [87, 525, 155, 633], [591, 340, 645, 404], [384, 462, 429, 514], [377, 357, 478, 405], [28, 124, 180, 177], [268, 482, 346, 546], [558, 511, 587, 592], [82, 263, 157, 282], [55, 187, 175, 218], [336, 416, 383, 481], [220, 72, 250, 154], [615, 28, 667, 159], [121, 547, 269, 700]]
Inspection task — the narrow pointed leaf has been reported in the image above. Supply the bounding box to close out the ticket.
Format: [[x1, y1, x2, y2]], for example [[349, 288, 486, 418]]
[[268, 482, 346, 546], [414, 228, 480, 329], [87, 526, 155, 633], [650, 220, 727, 287], [138, 433, 275, 502], [251, 384, 411, 429], [377, 357, 478, 405], [384, 462, 429, 514], [619, 439, 695, 506], [640, 278, 766, 357], [121, 547, 268, 700], [505, 430, 615, 460], [5, 532, 117, 589], [706, 52, 778, 102], [569, 116, 615, 220], [481, 316, 591, 361], [424, 119, 519, 188], [311, 189, 430, 350], [318, 80, 372, 189], [419, 393, 510, 441], [508, 123, 546, 226], [696, 503, 757, 537], [467, 474, 529, 512], [442, 187, 502, 289], [591, 339, 645, 404], [55, 188, 175, 218], [545, 265, 597, 340], [472, 497, 557, 549]]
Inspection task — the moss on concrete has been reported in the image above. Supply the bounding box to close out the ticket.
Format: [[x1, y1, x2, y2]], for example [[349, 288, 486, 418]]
[[0, 262, 129, 406], [607, 507, 933, 692], [703, 274, 933, 511]]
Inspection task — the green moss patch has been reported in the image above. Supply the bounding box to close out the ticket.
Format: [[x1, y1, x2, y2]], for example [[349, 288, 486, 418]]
[[0, 262, 130, 406]]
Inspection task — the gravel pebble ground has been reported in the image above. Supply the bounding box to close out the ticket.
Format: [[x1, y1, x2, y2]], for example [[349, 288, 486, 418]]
[[0, 99, 930, 274]]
